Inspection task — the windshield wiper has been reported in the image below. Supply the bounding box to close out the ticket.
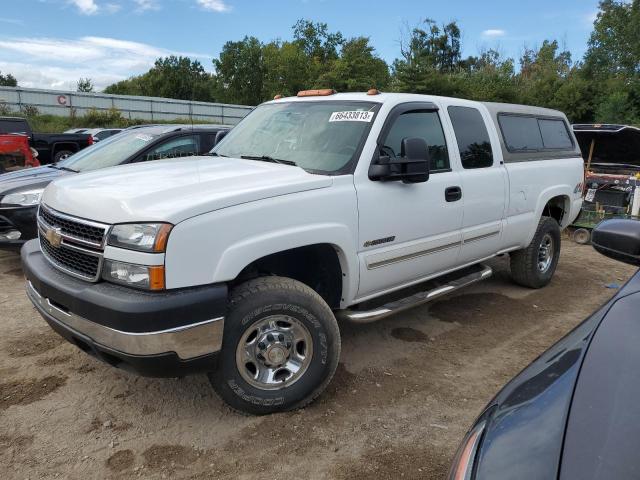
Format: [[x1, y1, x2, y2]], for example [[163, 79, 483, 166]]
[[240, 155, 297, 166], [208, 152, 228, 157], [57, 166, 79, 173]]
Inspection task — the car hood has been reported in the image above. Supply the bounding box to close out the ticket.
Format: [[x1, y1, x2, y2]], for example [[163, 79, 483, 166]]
[[473, 272, 640, 480], [42, 156, 334, 224], [0, 166, 67, 196]]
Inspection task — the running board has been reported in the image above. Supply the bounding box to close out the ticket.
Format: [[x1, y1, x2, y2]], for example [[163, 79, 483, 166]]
[[337, 264, 493, 323]]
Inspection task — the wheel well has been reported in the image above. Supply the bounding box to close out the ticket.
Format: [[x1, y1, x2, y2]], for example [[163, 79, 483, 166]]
[[233, 244, 343, 309], [53, 143, 78, 153], [543, 195, 569, 225]]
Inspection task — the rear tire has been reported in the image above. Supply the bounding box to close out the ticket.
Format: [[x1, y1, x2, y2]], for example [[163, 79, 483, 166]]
[[510, 216, 561, 289], [53, 150, 74, 162], [209, 276, 341, 415]]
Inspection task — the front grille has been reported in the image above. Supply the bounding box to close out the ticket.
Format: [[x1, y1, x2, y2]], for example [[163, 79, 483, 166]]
[[39, 205, 106, 246], [40, 235, 100, 279], [37, 205, 108, 282]]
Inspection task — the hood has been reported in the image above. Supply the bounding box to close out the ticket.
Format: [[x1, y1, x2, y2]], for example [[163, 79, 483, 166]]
[[0, 165, 67, 196], [574, 125, 640, 170], [42, 156, 333, 224]]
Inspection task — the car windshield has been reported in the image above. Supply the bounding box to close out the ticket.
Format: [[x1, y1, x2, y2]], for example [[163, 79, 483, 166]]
[[56, 130, 160, 172], [212, 101, 380, 173]]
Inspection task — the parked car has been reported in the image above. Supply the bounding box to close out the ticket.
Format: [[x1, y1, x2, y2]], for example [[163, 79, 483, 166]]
[[0, 117, 93, 163], [0, 134, 39, 174], [85, 128, 123, 142], [21, 91, 584, 414], [0, 124, 228, 248], [449, 218, 640, 480]]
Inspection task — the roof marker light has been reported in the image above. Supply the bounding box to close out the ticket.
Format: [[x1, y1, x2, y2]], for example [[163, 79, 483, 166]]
[[297, 89, 337, 97]]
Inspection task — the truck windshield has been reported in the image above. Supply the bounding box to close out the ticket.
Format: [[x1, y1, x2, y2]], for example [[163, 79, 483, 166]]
[[56, 130, 160, 172], [212, 101, 380, 173]]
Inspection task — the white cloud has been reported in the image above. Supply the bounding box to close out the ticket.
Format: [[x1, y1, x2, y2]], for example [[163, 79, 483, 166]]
[[0, 18, 24, 25], [104, 3, 122, 13], [134, 0, 160, 12], [196, 0, 231, 12], [0, 36, 211, 91], [584, 10, 598, 26], [69, 0, 99, 15], [482, 29, 506, 38]]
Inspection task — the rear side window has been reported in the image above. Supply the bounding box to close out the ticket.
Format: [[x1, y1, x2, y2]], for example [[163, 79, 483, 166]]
[[499, 114, 573, 152], [499, 115, 544, 151], [538, 119, 573, 149], [448, 106, 494, 169], [381, 111, 450, 172]]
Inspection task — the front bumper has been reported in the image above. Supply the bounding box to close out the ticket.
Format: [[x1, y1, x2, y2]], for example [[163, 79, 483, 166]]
[[0, 206, 38, 249], [21, 239, 227, 377]]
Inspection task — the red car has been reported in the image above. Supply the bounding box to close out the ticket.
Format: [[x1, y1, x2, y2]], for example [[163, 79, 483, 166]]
[[0, 134, 40, 173]]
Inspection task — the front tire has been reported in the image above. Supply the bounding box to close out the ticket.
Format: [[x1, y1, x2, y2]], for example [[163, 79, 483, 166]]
[[209, 276, 341, 415], [510, 216, 561, 289]]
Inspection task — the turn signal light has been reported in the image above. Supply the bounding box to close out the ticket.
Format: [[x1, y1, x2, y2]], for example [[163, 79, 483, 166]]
[[297, 89, 337, 97]]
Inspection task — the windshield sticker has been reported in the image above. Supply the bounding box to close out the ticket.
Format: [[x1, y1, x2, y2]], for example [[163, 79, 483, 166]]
[[135, 134, 153, 142], [329, 111, 374, 123]]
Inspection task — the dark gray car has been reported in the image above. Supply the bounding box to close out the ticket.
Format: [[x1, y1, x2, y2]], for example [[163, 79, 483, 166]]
[[449, 218, 640, 480]]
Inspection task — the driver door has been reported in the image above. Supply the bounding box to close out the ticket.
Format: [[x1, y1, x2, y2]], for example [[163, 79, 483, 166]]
[[354, 104, 463, 300]]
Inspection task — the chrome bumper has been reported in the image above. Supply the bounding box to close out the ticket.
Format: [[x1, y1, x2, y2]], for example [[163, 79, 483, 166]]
[[26, 281, 224, 360]]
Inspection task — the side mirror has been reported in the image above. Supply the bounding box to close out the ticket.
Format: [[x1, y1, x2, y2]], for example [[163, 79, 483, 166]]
[[369, 137, 430, 184], [214, 130, 229, 146], [592, 219, 640, 266]]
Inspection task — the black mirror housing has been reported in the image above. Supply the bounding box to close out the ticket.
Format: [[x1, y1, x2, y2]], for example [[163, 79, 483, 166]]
[[592, 219, 640, 266], [369, 137, 430, 183], [214, 129, 229, 146]]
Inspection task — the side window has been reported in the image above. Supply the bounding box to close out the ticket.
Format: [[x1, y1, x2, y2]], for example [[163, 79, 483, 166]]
[[498, 115, 544, 151], [448, 106, 494, 169], [538, 119, 573, 149], [143, 135, 200, 161], [381, 111, 450, 172]]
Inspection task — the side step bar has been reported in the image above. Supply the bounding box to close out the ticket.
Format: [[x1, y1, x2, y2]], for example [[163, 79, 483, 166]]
[[337, 264, 493, 323]]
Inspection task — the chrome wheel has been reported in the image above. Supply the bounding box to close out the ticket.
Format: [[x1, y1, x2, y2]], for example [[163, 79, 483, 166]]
[[538, 233, 554, 272], [235, 315, 313, 391]]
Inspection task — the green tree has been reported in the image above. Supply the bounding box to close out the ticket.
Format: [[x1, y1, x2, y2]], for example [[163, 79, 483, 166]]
[[584, 0, 640, 77], [0, 71, 17, 87], [77, 77, 94, 92], [262, 40, 310, 98], [105, 56, 215, 101], [319, 37, 390, 91], [213, 37, 265, 105]]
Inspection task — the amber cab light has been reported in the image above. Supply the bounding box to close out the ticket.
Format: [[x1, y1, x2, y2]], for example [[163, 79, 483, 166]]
[[367, 88, 381, 95], [274, 94, 283, 100], [297, 89, 337, 97]]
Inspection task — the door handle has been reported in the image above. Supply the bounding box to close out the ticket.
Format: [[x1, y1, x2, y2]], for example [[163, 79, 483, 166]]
[[445, 186, 462, 202]]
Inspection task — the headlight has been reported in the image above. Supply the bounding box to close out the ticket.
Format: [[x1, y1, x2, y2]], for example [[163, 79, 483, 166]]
[[107, 223, 172, 252], [448, 407, 494, 480], [102, 259, 165, 290], [1, 188, 44, 207]]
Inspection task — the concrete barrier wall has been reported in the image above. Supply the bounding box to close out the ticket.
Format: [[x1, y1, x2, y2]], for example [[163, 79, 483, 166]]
[[0, 86, 253, 125]]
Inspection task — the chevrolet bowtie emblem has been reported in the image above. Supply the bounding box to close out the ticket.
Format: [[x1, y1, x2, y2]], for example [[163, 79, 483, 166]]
[[45, 226, 63, 248]]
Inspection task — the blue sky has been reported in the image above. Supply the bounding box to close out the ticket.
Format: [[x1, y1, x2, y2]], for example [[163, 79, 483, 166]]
[[0, 0, 602, 91]]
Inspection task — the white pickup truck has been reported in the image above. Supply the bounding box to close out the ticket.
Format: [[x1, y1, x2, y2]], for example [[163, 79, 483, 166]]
[[21, 91, 584, 414]]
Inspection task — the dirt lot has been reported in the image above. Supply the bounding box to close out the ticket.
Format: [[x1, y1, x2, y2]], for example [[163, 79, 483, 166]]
[[0, 240, 635, 479]]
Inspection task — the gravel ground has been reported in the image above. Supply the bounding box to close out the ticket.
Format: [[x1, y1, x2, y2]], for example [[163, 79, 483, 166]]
[[0, 240, 635, 479]]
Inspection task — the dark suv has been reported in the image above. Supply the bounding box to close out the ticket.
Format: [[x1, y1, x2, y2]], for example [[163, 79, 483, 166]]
[[0, 124, 229, 249]]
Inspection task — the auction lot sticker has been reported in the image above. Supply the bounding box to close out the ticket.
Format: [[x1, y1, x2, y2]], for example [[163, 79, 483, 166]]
[[329, 111, 374, 122]]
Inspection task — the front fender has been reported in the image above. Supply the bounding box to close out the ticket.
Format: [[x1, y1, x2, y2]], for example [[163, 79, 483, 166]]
[[164, 179, 360, 304]]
